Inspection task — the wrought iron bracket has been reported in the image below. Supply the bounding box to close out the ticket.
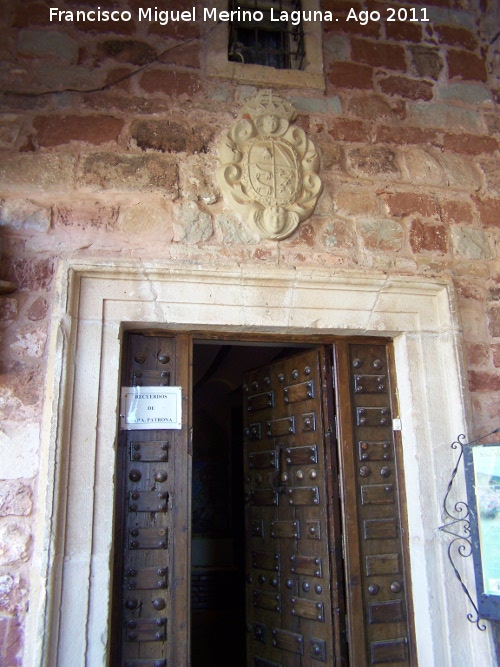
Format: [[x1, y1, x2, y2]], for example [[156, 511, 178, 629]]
[[438, 433, 490, 631]]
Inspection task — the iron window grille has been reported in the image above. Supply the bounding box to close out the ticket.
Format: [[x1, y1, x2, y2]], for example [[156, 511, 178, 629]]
[[228, 0, 306, 70]]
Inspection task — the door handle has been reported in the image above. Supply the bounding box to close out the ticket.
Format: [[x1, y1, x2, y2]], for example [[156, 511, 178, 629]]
[[269, 446, 287, 494]]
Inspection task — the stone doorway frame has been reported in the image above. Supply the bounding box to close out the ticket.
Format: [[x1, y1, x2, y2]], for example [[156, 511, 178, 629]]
[[25, 259, 496, 667]]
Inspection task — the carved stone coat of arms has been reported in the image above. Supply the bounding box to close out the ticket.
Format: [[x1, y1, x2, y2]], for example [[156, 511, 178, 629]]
[[218, 90, 322, 240]]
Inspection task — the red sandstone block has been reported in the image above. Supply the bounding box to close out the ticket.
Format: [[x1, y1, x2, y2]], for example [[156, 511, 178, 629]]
[[65, 0, 117, 4], [351, 38, 406, 70], [27, 296, 48, 321], [130, 119, 214, 153], [348, 146, 399, 177], [334, 186, 379, 216], [13, 2, 51, 27], [160, 42, 201, 69], [347, 94, 402, 121], [371, 0, 450, 6], [53, 201, 119, 229], [129, 0, 195, 11], [385, 21, 422, 43], [337, 21, 380, 38], [489, 307, 500, 337], [76, 18, 136, 35], [455, 279, 483, 301], [337, 20, 380, 38], [97, 39, 157, 66], [408, 44, 443, 80], [378, 75, 434, 101], [409, 219, 448, 254], [33, 114, 124, 147], [0, 617, 22, 667], [0, 297, 18, 322], [364, 0, 435, 19], [319, 218, 357, 250], [126, 0, 200, 38], [328, 62, 373, 90], [443, 133, 498, 155], [328, 118, 371, 142], [376, 125, 439, 145], [469, 370, 500, 392], [323, 2, 379, 36], [253, 248, 274, 261], [140, 69, 201, 96], [321, 0, 362, 11], [382, 192, 439, 218], [283, 222, 317, 248], [435, 25, 478, 51], [148, 20, 200, 40], [295, 115, 310, 132], [447, 49, 487, 82], [104, 68, 133, 92], [440, 199, 474, 225], [2, 257, 54, 289], [314, 135, 344, 170], [466, 343, 490, 367], [357, 218, 404, 251], [473, 197, 500, 227], [492, 344, 500, 368]]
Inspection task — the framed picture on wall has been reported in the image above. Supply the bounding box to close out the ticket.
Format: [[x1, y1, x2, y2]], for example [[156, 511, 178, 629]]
[[463, 442, 500, 620]]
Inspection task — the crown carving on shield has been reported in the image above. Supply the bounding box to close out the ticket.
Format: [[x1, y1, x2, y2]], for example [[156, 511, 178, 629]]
[[242, 89, 296, 124], [218, 90, 322, 241]]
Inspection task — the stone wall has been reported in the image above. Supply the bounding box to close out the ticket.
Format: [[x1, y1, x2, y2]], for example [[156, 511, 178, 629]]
[[0, 0, 499, 663]]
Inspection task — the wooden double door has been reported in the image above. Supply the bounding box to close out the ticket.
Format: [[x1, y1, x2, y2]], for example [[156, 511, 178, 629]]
[[111, 334, 415, 667]]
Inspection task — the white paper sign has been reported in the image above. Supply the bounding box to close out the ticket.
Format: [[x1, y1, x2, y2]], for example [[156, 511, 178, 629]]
[[120, 386, 182, 430]]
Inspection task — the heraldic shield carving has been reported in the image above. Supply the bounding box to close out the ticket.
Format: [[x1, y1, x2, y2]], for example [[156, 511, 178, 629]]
[[218, 90, 322, 240]]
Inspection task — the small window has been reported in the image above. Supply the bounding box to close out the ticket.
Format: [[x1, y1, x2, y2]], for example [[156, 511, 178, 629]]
[[228, 0, 305, 71], [206, 0, 324, 91]]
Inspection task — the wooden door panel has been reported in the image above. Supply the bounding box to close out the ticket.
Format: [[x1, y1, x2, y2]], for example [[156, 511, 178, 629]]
[[112, 333, 190, 667], [334, 341, 414, 666], [243, 349, 344, 667]]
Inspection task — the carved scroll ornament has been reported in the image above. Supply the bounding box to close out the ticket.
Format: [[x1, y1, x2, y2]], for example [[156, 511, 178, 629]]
[[218, 90, 322, 240]]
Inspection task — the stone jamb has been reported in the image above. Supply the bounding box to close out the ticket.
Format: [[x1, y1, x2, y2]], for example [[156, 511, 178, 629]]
[[23, 259, 497, 667]]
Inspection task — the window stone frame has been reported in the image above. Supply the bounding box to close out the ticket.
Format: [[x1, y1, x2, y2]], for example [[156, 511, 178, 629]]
[[205, 0, 325, 91]]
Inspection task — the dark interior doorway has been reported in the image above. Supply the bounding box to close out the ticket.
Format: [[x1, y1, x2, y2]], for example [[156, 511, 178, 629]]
[[190, 341, 313, 667]]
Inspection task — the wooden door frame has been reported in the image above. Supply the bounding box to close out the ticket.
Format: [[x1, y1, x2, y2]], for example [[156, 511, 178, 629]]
[[28, 262, 493, 667], [171, 333, 193, 665]]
